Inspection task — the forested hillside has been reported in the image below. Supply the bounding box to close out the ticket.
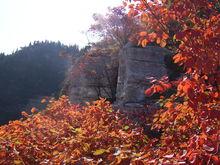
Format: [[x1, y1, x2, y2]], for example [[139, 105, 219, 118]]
[[0, 41, 79, 124]]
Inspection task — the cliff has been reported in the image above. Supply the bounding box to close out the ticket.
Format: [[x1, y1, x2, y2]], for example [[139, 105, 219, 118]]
[[67, 44, 172, 107]]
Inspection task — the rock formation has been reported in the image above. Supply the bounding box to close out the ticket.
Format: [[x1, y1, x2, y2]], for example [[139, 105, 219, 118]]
[[67, 44, 171, 107], [116, 45, 171, 107]]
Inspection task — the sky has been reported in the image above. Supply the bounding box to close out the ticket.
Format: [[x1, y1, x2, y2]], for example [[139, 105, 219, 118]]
[[0, 0, 122, 54]]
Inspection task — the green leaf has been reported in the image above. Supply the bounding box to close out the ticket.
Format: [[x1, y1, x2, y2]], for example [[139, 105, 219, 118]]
[[93, 149, 106, 155]]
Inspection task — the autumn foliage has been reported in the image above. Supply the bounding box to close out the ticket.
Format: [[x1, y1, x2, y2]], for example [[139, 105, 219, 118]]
[[0, 0, 219, 164], [126, 0, 220, 164], [0, 96, 148, 164]]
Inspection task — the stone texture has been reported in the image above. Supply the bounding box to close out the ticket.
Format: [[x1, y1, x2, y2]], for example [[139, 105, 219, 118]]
[[67, 44, 171, 107], [116, 45, 171, 107]]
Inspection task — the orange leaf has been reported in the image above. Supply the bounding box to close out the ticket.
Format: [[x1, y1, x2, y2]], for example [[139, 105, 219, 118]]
[[139, 31, 147, 37], [162, 32, 169, 40], [154, 85, 164, 93], [21, 111, 29, 118], [31, 107, 37, 113], [182, 83, 191, 93], [14, 160, 22, 165], [156, 37, 161, 44], [173, 53, 183, 63], [149, 32, 157, 40], [165, 102, 173, 108], [141, 13, 149, 22], [160, 40, 166, 47], [41, 98, 46, 103], [141, 39, 148, 47], [161, 82, 172, 90]]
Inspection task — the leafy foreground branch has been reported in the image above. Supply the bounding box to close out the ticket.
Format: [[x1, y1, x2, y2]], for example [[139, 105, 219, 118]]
[[0, 96, 219, 164]]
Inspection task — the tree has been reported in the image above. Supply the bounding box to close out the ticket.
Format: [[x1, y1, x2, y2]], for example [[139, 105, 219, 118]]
[[65, 7, 142, 103], [89, 6, 141, 48], [0, 41, 79, 125], [82, 45, 118, 102], [126, 0, 220, 164]]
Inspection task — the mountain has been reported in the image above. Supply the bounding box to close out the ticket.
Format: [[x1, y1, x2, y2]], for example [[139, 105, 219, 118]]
[[0, 41, 79, 124]]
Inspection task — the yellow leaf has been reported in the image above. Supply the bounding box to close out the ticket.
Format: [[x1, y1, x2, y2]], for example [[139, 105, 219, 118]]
[[14, 160, 22, 165], [53, 150, 59, 155], [153, 117, 159, 123], [50, 129, 58, 134], [15, 140, 22, 145], [93, 149, 106, 155], [83, 143, 90, 152], [123, 125, 130, 130], [75, 128, 82, 133]]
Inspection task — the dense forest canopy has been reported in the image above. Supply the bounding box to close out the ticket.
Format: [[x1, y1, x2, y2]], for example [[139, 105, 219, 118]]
[[0, 41, 79, 124]]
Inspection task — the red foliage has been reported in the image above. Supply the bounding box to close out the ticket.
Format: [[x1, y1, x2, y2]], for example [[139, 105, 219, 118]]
[[0, 0, 219, 164], [126, 0, 220, 164], [145, 77, 174, 96], [0, 96, 148, 164]]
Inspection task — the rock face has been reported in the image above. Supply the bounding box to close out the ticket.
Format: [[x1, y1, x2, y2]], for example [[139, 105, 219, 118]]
[[67, 51, 118, 104], [67, 44, 171, 107], [116, 45, 171, 107]]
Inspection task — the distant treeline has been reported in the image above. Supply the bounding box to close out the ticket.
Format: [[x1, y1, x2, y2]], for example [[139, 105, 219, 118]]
[[0, 41, 79, 125]]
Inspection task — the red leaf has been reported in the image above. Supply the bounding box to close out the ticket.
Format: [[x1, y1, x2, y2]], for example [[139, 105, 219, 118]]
[[0, 151, 6, 158], [212, 155, 220, 164], [145, 87, 154, 96]]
